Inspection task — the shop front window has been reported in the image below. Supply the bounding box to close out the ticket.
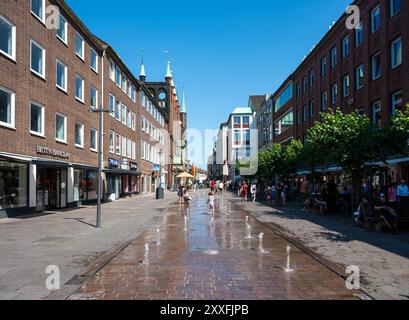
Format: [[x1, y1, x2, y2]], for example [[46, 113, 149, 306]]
[[0, 161, 28, 209], [74, 170, 86, 201], [86, 171, 97, 200], [74, 169, 97, 201]]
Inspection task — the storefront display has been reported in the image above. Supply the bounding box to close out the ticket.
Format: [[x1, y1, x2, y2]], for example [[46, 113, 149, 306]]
[[36, 166, 67, 211], [74, 169, 98, 203], [0, 161, 28, 210]]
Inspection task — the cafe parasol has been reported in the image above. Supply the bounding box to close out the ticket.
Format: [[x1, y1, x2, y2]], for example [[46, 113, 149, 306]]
[[177, 172, 195, 187]]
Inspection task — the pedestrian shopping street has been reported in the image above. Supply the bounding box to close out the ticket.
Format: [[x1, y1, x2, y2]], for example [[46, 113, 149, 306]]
[[69, 190, 362, 300]]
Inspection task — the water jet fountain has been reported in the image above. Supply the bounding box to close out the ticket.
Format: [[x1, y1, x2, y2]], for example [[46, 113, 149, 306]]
[[183, 216, 188, 232], [156, 229, 161, 246], [284, 245, 294, 272], [244, 222, 253, 239], [142, 243, 149, 265], [258, 233, 269, 253]]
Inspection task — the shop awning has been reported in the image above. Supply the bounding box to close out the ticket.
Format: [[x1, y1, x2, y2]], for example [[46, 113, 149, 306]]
[[32, 159, 69, 168], [0, 153, 32, 163], [103, 168, 140, 175], [296, 166, 341, 175], [71, 163, 98, 171], [387, 157, 409, 165]]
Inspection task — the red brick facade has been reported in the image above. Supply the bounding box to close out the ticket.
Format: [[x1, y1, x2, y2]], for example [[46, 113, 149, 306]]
[[0, 0, 186, 217], [284, 0, 408, 142], [0, 0, 101, 165]]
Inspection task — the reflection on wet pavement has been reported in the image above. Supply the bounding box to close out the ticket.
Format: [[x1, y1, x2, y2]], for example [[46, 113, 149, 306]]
[[69, 191, 361, 300]]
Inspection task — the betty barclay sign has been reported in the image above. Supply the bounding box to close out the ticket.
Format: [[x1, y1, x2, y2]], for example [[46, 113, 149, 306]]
[[36, 146, 70, 159]]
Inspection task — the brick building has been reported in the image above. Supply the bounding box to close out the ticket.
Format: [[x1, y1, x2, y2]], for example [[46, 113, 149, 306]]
[[251, 0, 408, 181], [138, 61, 168, 194], [292, 0, 408, 143], [142, 61, 188, 190], [93, 37, 140, 201], [0, 0, 187, 217], [290, 0, 408, 182], [0, 0, 106, 217]]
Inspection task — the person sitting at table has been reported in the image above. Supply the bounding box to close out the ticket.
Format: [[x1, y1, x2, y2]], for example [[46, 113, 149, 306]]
[[374, 194, 398, 232], [314, 193, 328, 214]]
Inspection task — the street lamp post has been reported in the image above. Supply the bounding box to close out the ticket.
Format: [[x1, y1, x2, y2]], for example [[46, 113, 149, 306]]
[[89, 107, 110, 228], [156, 149, 164, 199]]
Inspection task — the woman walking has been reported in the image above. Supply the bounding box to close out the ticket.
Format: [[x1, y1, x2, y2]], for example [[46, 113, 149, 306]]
[[241, 181, 248, 203]]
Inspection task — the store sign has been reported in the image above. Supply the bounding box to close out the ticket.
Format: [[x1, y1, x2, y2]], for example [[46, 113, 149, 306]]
[[121, 158, 129, 170], [130, 162, 138, 171], [153, 164, 161, 172], [36, 146, 70, 159], [108, 158, 119, 168]]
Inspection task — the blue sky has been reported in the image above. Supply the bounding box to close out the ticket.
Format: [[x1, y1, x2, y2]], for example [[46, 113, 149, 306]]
[[66, 0, 351, 167]]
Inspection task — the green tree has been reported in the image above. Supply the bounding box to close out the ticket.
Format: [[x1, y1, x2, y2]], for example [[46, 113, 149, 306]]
[[307, 109, 383, 207], [280, 139, 303, 177]]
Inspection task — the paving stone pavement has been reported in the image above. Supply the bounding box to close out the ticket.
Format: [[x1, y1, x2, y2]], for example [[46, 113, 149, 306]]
[[226, 192, 409, 300], [68, 190, 363, 300], [0, 192, 177, 300]]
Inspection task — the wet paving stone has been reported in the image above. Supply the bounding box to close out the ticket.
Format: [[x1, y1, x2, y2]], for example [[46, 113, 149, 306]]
[[69, 191, 362, 300]]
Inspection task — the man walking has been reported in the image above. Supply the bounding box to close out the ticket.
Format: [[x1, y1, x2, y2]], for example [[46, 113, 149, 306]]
[[397, 180, 409, 205]]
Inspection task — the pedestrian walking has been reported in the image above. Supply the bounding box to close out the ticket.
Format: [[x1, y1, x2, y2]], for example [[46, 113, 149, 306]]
[[208, 192, 215, 215], [218, 181, 224, 195], [178, 186, 184, 204], [265, 187, 272, 206], [271, 185, 276, 206], [250, 183, 257, 202], [241, 181, 248, 203], [281, 183, 287, 207], [388, 183, 397, 203], [397, 180, 409, 204], [210, 179, 216, 193]]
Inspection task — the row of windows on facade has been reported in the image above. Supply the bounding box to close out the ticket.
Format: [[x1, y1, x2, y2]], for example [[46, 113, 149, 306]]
[[108, 59, 137, 102], [141, 115, 164, 144], [108, 130, 136, 161], [233, 130, 251, 145], [108, 93, 136, 131], [233, 116, 250, 126], [296, 88, 402, 126], [296, 35, 402, 99], [141, 140, 164, 165], [0, 85, 100, 150], [141, 91, 165, 126], [272, 86, 402, 134], [109, 59, 165, 127], [0, 20, 101, 110], [0, 4, 99, 75], [1, 10, 144, 135], [4, 3, 181, 131], [266, 84, 402, 141], [301, 84, 403, 121]]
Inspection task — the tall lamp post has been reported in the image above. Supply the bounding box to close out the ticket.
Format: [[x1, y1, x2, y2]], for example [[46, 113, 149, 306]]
[[156, 149, 164, 199], [89, 106, 110, 228]]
